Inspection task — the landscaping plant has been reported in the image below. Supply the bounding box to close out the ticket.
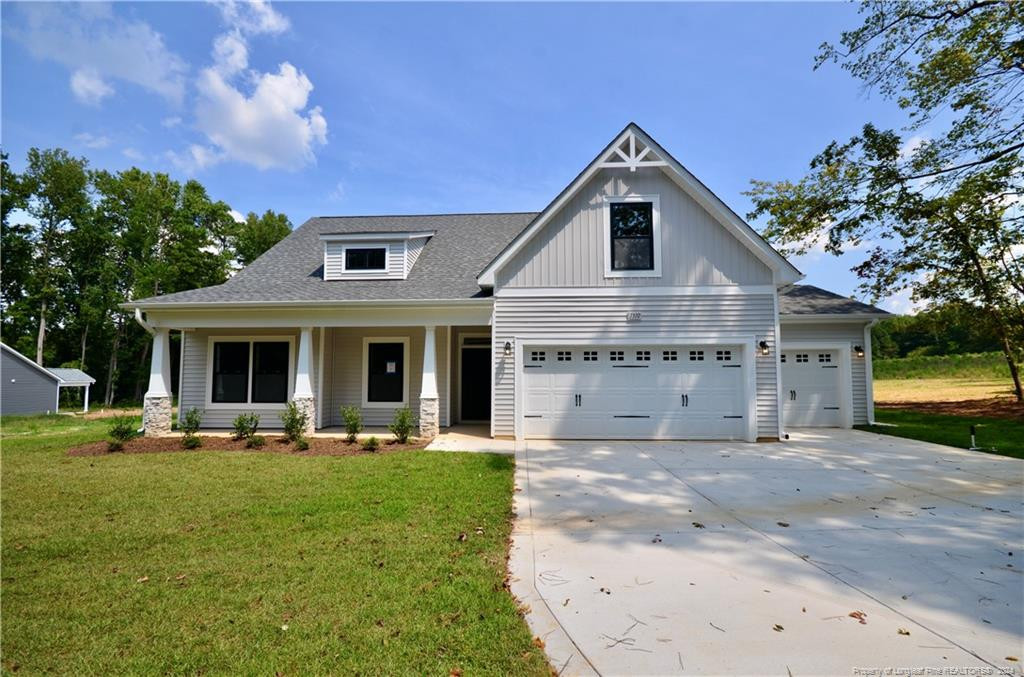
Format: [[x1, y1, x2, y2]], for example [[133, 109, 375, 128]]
[[106, 415, 137, 452], [246, 434, 266, 449], [340, 405, 362, 443], [361, 435, 379, 452], [294, 436, 310, 451], [180, 407, 203, 450], [388, 407, 416, 444], [232, 412, 260, 441], [280, 401, 308, 442]]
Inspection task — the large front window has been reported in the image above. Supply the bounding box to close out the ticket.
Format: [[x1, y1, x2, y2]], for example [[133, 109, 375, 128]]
[[363, 338, 409, 407], [609, 201, 654, 271], [211, 339, 292, 404]]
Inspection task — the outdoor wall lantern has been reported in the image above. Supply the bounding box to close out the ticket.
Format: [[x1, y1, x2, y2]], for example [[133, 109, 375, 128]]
[[758, 340, 770, 356], [504, 341, 512, 356], [854, 345, 865, 358]]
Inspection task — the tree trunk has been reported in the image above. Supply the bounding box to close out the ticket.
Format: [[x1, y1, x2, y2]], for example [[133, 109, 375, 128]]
[[36, 299, 47, 365], [105, 324, 121, 406], [999, 335, 1024, 401], [79, 323, 89, 372]]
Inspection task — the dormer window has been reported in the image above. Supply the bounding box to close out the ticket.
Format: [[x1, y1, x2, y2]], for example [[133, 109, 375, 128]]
[[603, 195, 661, 278], [344, 246, 387, 272]]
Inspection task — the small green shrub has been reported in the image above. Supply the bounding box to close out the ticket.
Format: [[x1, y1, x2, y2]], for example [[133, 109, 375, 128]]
[[294, 436, 310, 451], [246, 434, 266, 449], [388, 407, 416, 444], [181, 407, 203, 436], [361, 435, 379, 452], [107, 415, 137, 451], [340, 405, 362, 443], [182, 435, 202, 450], [232, 412, 260, 440], [280, 401, 308, 442]]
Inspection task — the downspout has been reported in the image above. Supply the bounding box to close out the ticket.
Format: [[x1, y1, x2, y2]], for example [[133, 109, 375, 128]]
[[864, 319, 879, 425]]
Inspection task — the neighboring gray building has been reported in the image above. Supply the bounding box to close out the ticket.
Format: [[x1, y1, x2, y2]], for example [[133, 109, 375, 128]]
[[1, 343, 96, 416]]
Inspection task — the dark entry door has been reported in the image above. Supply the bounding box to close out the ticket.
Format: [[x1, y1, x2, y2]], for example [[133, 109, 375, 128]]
[[460, 348, 491, 421]]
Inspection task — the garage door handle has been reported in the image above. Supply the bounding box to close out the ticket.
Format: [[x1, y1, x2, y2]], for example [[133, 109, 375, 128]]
[[681, 394, 689, 407], [824, 406, 840, 410], [790, 389, 796, 401]]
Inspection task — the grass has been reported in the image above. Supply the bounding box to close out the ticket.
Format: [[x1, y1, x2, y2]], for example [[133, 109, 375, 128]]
[[856, 409, 1023, 460], [873, 351, 1009, 380], [0, 415, 548, 675], [874, 377, 1014, 402]]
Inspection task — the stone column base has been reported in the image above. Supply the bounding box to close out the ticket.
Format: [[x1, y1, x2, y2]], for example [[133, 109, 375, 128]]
[[293, 396, 317, 435], [143, 396, 172, 436], [419, 397, 439, 439]]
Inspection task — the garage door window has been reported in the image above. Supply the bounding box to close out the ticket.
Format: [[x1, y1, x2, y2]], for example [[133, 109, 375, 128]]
[[662, 350, 678, 361], [636, 350, 651, 361], [689, 350, 704, 361], [796, 354, 809, 363], [716, 350, 732, 361], [530, 351, 546, 362], [557, 351, 572, 361], [818, 353, 832, 363], [610, 351, 624, 361], [583, 351, 598, 361]]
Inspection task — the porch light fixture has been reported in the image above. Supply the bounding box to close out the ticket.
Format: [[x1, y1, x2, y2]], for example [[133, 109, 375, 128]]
[[758, 340, 770, 356], [854, 345, 865, 358], [504, 341, 512, 356]]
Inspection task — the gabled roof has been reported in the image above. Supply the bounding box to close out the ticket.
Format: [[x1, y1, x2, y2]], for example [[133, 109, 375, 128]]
[[131, 213, 536, 306], [476, 122, 803, 287], [779, 285, 891, 317], [48, 368, 96, 385], [1, 343, 59, 383]]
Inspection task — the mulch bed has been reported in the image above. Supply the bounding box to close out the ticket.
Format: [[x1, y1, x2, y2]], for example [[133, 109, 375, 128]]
[[68, 435, 430, 457], [877, 397, 1024, 421]]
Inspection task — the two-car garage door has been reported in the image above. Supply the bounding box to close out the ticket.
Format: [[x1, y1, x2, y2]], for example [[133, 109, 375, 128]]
[[522, 344, 747, 440]]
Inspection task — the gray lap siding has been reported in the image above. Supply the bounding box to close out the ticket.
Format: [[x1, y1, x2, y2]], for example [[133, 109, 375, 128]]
[[492, 294, 779, 439]]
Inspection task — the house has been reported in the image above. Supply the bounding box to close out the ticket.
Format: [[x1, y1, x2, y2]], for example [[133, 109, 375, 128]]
[[128, 124, 889, 441], [1, 343, 96, 415]]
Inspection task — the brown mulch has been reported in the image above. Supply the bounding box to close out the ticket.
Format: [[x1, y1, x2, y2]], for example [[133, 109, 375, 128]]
[[877, 397, 1024, 421], [68, 435, 430, 457]]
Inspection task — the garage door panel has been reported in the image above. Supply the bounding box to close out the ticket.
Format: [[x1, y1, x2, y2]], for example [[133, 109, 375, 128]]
[[782, 350, 842, 428]]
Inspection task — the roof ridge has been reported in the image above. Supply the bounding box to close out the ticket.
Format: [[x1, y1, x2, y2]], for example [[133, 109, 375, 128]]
[[312, 211, 540, 219]]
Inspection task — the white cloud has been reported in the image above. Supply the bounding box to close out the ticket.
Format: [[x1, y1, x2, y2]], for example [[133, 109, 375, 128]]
[[899, 134, 929, 162], [73, 132, 111, 149], [10, 3, 188, 106], [122, 147, 144, 161], [70, 68, 114, 106], [217, 0, 290, 36], [229, 209, 246, 223], [328, 181, 345, 201], [166, 144, 225, 174], [161, 116, 183, 128]]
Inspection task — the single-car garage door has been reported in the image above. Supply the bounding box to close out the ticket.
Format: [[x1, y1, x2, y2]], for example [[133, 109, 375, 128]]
[[522, 344, 747, 440], [781, 350, 842, 427]]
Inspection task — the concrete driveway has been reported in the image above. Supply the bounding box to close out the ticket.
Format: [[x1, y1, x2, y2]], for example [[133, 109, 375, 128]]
[[508, 429, 1023, 676]]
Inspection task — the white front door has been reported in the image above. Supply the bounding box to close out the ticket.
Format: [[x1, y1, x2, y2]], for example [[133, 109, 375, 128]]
[[522, 344, 746, 440], [781, 350, 842, 427]]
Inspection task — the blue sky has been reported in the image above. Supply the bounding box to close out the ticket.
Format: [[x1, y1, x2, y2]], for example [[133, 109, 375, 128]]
[[2, 2, 914, 311]]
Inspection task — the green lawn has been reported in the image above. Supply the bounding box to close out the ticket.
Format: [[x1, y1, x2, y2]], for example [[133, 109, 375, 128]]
[[0, 415, 548, 675], [856, 409, 1023, 460]]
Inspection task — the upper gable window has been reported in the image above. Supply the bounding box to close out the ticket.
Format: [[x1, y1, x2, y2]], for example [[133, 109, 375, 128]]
[[344, 246, 388, 272], [603, 195, 661, 278]]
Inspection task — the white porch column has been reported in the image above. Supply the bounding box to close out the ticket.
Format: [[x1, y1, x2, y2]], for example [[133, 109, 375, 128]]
[[143, 328, 172, 435], [293, 327, 317, 435], [83, 384, 90, 413], [419, 325, 439, 438]]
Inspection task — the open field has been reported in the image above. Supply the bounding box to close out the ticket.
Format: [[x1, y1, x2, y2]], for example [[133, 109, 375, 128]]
[[873, 351, 1009, 380], [0, 415, 548, 675], [874, 377, 1015, 403]]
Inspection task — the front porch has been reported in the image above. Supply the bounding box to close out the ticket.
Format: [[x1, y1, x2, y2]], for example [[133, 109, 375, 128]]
[[141, 322, 495, 439]]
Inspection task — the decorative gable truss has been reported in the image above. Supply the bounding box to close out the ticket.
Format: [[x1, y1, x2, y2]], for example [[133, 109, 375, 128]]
[[598, 130, 667, 172], [321, 231, 434, 281]]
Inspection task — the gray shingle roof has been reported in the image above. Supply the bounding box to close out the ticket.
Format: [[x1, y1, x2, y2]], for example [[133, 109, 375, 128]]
[[779, 284, 890, 316], [47, 367, 96, 385], [133, 213, 537, 305]]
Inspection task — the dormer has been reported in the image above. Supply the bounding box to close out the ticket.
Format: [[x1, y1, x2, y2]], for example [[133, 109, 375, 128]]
[[320, 231, 434, 281]]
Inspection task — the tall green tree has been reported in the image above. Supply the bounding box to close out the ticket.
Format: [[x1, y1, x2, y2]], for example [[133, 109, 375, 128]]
[[231, 209, 292, 266], [747, 0, 1024, 401], [1, 152, 35, 354]]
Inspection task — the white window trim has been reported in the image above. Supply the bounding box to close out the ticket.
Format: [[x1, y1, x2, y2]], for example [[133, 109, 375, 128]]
[[603, 194, 662, 279], [205, 336, 296, 410], [361, 336, 410, 409], [341, 243, 390, 274]]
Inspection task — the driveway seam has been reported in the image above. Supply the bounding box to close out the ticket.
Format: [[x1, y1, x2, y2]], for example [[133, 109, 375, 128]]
[[632, 442, 1010, 674]]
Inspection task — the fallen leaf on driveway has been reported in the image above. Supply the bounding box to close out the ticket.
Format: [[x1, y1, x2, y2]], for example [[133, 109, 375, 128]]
[[1006, 656, 1018, 662], [773, 624, 784, 632], [897, 628, 910, 635], [777, 521, 790, 528], [849, 611, 867, 624], [692, 522, 705, 529]]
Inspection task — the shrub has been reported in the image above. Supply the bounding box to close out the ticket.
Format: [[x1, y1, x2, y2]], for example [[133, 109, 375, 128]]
[[340, 405, 362, 443], [280, 401, 308, 442], [361, 435, 380, 452], [232, 412, 260, 440], [182, 435, 202, 450], [181, 407, 203, 436], [387, 407, 416, 444], [294, 436, 310, 451], [246, 434, 266, 449], [107, 415, 137, 451]]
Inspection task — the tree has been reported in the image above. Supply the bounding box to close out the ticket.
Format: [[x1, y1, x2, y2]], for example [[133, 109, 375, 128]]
[[1, 152, 35, 353], [746, 1, 1024, 401], [231, 209, 291, 266]]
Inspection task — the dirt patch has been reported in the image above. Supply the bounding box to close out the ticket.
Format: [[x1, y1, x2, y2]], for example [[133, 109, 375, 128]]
[[80, 408, 143, 420], [877, 397, 1024, 421], [68, 435, 429, 457]]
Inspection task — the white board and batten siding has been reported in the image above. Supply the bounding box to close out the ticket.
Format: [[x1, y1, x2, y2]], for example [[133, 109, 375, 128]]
[[496, 167, 773, 288], [180, 328, 321, 430], [779, 322, 871, 425], [492, 294, 778, 439], [321, 326, 449, 428]]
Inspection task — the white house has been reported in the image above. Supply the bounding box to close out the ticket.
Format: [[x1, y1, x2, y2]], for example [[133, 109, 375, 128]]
[[128, 124, 889, 441]]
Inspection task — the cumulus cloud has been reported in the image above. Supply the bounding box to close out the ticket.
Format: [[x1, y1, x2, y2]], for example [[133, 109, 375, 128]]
[[73, 132, 111, 149], [217, 0, 290, 36], [122, 147, 145, 161], [70, 68, 115, 106], [166, 144, 225, 174], [9, 3, 187, 105]]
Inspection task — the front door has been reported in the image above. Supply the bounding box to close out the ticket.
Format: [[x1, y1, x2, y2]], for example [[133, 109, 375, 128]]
[[460, 347, 491, 421]]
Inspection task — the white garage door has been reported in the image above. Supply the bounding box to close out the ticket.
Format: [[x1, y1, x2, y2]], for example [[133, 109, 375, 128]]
[[781, 350, 842, 427], [522, 345, 747, 440]]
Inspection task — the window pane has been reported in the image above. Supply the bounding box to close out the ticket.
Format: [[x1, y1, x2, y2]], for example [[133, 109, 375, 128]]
[[345, 247, 387, 270], [610, 202, 652, 238], [252, 342, 289, 403], [212, 342, 249, 403], [612, 238, 653, 270], [368, 343, 404, 402]]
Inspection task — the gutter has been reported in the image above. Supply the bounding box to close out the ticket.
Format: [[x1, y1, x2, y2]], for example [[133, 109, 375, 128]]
[[134, 308, 156, 335], [122, 298, 496, 311]]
